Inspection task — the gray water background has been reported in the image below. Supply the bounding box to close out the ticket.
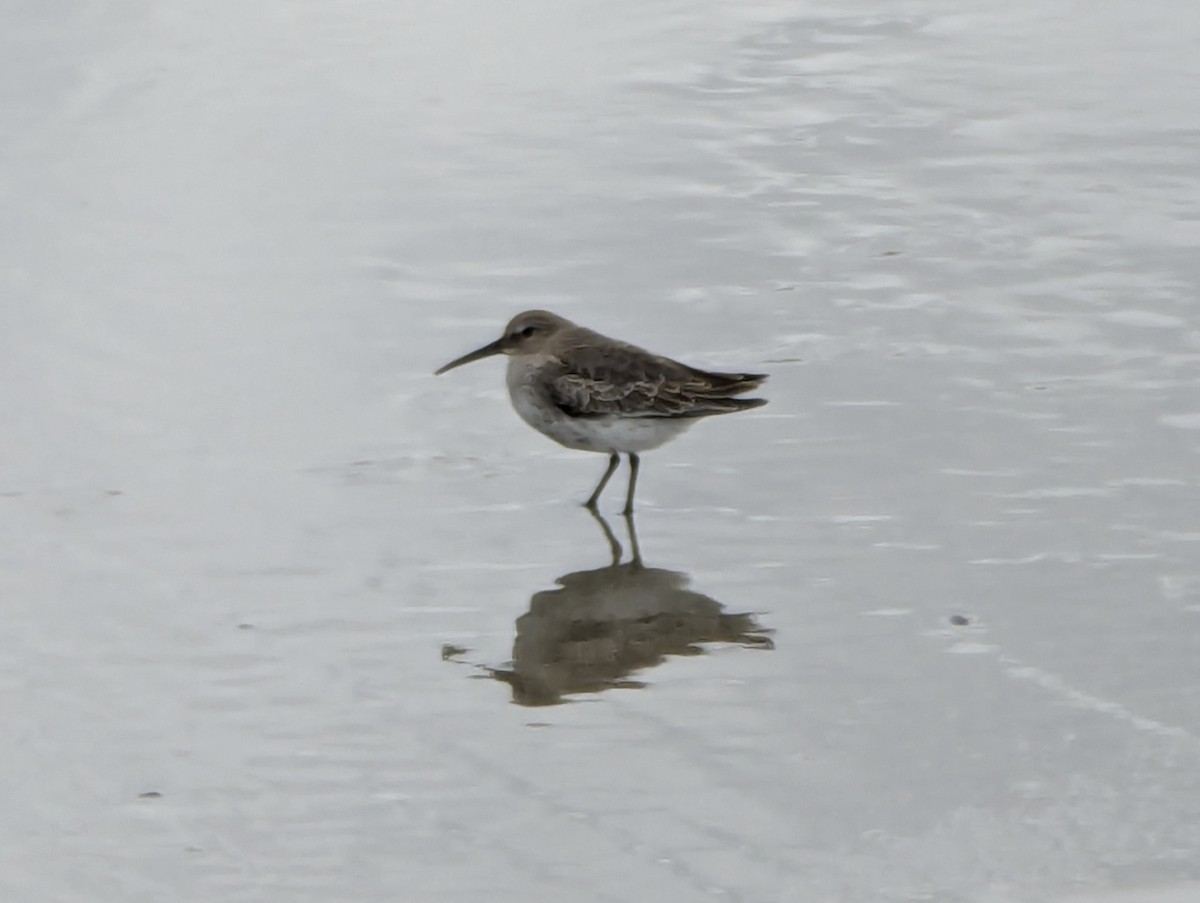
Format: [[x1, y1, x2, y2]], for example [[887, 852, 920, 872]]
[[2, 1, 1200, 900]]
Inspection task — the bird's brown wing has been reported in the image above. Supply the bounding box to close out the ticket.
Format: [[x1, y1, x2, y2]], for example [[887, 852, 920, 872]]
[[547, 338, 767, 419]]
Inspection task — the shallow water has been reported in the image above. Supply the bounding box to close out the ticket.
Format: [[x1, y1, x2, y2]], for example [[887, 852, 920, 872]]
[[3, 1, 1200, 901]]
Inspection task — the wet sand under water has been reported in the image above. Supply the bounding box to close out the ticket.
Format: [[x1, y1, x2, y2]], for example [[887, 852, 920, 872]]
[[2, 1, 1200, 901]]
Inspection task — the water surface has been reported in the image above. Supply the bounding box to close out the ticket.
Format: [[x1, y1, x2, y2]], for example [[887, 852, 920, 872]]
[[2, 1, 1199, 901]]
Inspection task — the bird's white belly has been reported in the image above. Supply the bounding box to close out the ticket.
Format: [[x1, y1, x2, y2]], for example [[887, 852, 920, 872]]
[[546, 411, 691, 453], [507, 375, 691, 453]]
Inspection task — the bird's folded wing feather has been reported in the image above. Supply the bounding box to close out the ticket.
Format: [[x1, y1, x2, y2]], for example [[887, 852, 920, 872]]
[[547, 342, 764, 418]]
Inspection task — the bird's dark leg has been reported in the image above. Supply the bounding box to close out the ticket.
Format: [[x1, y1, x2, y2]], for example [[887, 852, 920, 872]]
[[585, 452, 621, 509], [622, 453, 640, 516]]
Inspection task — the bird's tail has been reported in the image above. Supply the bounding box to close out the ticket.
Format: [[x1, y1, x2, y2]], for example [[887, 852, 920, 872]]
[[682, 395, 767, 416], [690, 370, 768, 397], [676, 369, 768, 417]]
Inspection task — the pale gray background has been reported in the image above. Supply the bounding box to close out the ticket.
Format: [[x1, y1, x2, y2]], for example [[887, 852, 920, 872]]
[[2, 1, 1199, 901]]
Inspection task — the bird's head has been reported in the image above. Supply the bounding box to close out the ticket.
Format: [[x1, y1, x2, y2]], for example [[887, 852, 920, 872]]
[[435, 310, 571, 374]]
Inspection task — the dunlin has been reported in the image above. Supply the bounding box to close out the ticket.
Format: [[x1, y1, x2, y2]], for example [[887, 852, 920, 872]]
[[435, 310, 767, 513]]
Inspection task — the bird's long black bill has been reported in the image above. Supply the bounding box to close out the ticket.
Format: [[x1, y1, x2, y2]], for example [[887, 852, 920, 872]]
[[434, 338, 504, 375]]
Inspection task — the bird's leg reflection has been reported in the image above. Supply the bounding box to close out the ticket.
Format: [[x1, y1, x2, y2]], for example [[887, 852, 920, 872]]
[[587, 505, 644, 569], [623, 510, 643, 569], [488, 510, 773, 706], [587, 505, 623, 565]]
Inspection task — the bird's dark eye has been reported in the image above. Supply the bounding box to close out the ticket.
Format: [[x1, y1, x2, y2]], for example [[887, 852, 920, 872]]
[[520, 326, 536, 337]]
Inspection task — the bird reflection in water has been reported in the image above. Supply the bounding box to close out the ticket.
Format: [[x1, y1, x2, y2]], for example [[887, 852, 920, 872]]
[[490, 511, 773, 706]]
